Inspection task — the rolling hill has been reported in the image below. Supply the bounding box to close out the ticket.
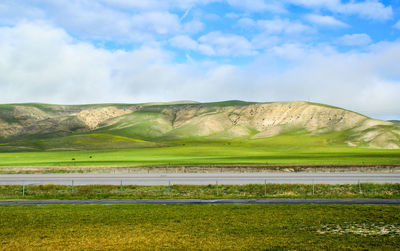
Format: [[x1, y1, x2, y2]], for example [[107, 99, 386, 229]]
[[389, 120, 400, 126], [0, 101, 399, 151]]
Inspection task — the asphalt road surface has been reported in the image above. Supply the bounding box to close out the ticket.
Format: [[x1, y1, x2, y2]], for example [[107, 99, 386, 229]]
[[0, 172, 399, 185], [1, 199, 399, 205]]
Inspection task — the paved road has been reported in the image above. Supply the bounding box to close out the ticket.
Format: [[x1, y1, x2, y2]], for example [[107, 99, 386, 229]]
[[0, 172, 399, 185], [1, 199, 400, 205]]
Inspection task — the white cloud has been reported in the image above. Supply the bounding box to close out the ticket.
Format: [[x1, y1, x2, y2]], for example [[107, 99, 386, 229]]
[[8, 0, 141, 41], [238, 17, 257, 27], [305, 14, 348, 27], [183, 20, 204, 34], [0, 22, 254, 104], [0, 1, 44, 25], [0, 21, 190, 103], [225, 13, 241, 18], [286, 0, 393, 20], [170, 35, 198, 50], [238, 17, 311, 35], [198, 31, 257, 56], [227, 0, 286, 12], [251, 34, 280, 50], [269, 43, 309, 60], [100, 0, 170, 10], [268, 44, 400, 117], [0, 22, 116, 103], [338, 0, 392, 20], [131, 12, 181, 35], [257, 18, 311, 34], [100, 0, 222, 10], [338, 33, 372, 46], [394, 20, 400, 29], [171, 31, 258, 57], [0, 1, 205, 42], [198, 44, 216, 55]]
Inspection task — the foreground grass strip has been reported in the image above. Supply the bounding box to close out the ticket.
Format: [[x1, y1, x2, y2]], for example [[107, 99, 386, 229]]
[[1, 183, 399, 200], [1, 199, 400, 205], [0, 204, 399, 250]]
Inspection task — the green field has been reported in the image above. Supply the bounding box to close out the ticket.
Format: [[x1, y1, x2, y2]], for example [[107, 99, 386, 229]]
[[1, 138, 400, 167], [0, 204, 399, 250], [1, 183, 399, 200]]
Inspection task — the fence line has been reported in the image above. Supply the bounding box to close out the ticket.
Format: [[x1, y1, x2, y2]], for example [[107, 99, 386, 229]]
[[0, 177, 398, 197], [1, 177, 400, 186]]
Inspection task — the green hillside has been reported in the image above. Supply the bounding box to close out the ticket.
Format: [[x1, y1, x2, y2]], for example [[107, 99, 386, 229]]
[[390, 120, 400, 126]]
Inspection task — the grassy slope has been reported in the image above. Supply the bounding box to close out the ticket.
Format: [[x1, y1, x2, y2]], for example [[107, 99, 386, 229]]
[[101, 110, 173, 140], [390, 120, 400, 126], [0, 133, 155, 151], [0, 204, 399, 250]]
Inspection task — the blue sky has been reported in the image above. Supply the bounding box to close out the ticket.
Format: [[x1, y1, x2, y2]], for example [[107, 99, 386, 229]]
[[0, 0, 400, 119]]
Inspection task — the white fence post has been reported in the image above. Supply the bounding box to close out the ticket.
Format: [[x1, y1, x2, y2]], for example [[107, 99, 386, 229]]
[[312, 179, 315, 195], [264, 179, 267, 196]]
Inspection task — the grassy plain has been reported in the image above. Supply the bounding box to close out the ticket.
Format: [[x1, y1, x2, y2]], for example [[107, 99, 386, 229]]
[[1, 138, 400, 167], [1, 183, 399, 200], [0, 204, 399, 250]]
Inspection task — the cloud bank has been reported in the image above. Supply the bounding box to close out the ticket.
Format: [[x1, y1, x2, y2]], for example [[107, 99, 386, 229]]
[[0, 1, 399, 119], [1, 22, 399, 119]]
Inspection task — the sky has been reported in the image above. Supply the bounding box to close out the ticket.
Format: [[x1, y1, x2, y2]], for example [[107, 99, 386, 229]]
[[0, 0, 400, 119]]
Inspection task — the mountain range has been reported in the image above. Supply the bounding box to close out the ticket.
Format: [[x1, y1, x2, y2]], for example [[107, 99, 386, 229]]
[[1, 101, 399, 151]]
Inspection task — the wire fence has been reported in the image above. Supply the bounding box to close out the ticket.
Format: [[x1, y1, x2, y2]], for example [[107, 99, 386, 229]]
[[1, 177, 399, 197]]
